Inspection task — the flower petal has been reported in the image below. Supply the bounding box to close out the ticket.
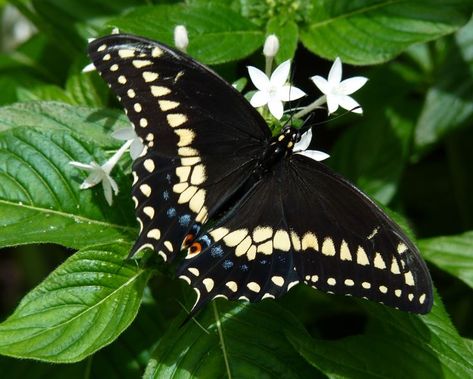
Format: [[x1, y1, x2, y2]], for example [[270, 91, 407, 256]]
[[278, 85, 306, 101], [130, 139, 145, 160], [310, 75, 330, 95], [80, 170, 104, 189], [296, 149, 330, 161], [337, 76, 368, 95], [328, 57, 342, 85], [69, 161, 95, 171], [250, 90, 270, 108], [268, 98, 284, 120], [337, 95, 362, 114], [326, 94, 340, 114], [294, 129, 312, 152], [108, 175, 119, 195], [112, 127, 136, 141], [270, 60, 291, 88], [102, 177, 113, 206], [247, 66, 270, 91], [82, 63, 96, 73], [102, 139, 133, 174]]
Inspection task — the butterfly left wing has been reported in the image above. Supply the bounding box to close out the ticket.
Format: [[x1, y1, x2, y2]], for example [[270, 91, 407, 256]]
[[87, 34, 271, 261], [177, 155, 433, 314]]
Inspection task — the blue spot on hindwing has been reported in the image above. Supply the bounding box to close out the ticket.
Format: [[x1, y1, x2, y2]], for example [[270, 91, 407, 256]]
[[167, 208, 177, 218], [222, 260, 234, 269], [210, 245, 223, 258], [163, 190, 170, 200], [200, 234, 211, 247], [240, 264, 249, 272], [179, 214, 191, 226]]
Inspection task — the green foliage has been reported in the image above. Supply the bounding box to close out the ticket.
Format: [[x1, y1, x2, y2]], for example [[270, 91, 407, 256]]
[[0, 1, 472, 378]]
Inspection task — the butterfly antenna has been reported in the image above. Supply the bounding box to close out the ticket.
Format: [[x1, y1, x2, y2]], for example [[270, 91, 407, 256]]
[[300, 106, 362, 133]]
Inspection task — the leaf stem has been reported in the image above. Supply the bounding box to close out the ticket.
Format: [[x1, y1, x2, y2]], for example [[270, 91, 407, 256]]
[[212, 301, 232, 379]]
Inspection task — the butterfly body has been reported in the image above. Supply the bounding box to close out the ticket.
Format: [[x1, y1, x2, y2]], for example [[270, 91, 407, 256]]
[[88, 34, 433, 315]]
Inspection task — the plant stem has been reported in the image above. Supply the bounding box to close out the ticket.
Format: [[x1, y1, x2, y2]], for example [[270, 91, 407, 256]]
[[293, 95, 327, 119], [213, 301, 232, 379]]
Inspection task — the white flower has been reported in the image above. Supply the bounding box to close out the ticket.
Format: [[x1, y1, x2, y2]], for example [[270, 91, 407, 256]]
[[112, 127, 144, 160], [174, 25, 189, 52], [293, 128, 330, 161], [248, 60, 306, 120], [310, 57, 367, 115], [82, 63, 96, 73], [263, 34, 279, 58], [69, 140, 132, 205]]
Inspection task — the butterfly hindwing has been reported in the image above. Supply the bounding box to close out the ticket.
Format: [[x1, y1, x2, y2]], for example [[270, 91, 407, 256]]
[[88, 34, 271, 260], [178, 155, 433, 314]]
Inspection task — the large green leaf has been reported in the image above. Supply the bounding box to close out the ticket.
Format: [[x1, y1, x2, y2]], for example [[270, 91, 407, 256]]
[[109, 4, 264, 64], [300, 0, 473, 65], [0, 102, 126, 144], [0, 243, 150, 363], [144, 301, 320, 378], [329, 64, 418, 204], [288, 293, 473, 378], [0, 290, 163, 377], [414, 16, 473, 152], [419, 231, 473, 290], [0, 102, 136, 249]]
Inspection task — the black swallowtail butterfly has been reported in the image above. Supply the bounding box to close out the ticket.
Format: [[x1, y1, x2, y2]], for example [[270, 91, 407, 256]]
[[88, 34, 433, 315]]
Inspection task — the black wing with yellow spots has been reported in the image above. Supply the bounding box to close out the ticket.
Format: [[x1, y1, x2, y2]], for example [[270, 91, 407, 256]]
[[177, 155, 432, 314], [88, 34, 433, 315], [88, 34, 270, 262]]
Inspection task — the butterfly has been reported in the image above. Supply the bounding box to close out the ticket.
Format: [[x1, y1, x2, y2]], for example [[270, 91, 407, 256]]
[[87, 34, 433, 315]]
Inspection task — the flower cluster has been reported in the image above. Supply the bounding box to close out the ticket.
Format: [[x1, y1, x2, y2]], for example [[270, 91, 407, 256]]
[[247, 36, 367, 120], [73, 27, 367, 205]]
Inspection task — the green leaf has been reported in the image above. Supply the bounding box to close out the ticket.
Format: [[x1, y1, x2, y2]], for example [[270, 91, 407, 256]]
[[17, 85, 75, 104], [419, 231, 473, 290], [288, 293, 473, 378], [0, 289, 163, 376], [0, 102, 137, 249], [145, 301, 320, 378], [300, 0, 473, 65], [109, 4, 264, 64], [90, 292, 165, 378], [414, 16, 473, 152], [266, 17, 299, 63], [0, 243, 150, 363], [66, 61, 110, 107], [0, 102, 127, 145], [329, 65, 417, 204]]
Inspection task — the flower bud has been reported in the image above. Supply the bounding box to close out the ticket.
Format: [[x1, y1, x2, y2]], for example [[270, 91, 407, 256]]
[[174, 25, 189, 52], [263, 34, 279, 58]]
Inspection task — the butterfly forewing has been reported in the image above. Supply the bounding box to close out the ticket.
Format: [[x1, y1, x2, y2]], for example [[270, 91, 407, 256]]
[[88, 35, 270, 260]]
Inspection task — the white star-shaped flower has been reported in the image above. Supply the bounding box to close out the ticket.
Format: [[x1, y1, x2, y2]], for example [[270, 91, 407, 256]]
[[310, 57, 367, 115], [293, 128, 330, 161], [112, 127, 144, 160], [69, 140, 132, 205], [248, 60, 306, 120]]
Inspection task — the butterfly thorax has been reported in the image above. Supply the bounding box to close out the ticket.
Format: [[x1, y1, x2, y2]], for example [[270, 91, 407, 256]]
[[254, 127, 299, 178]]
